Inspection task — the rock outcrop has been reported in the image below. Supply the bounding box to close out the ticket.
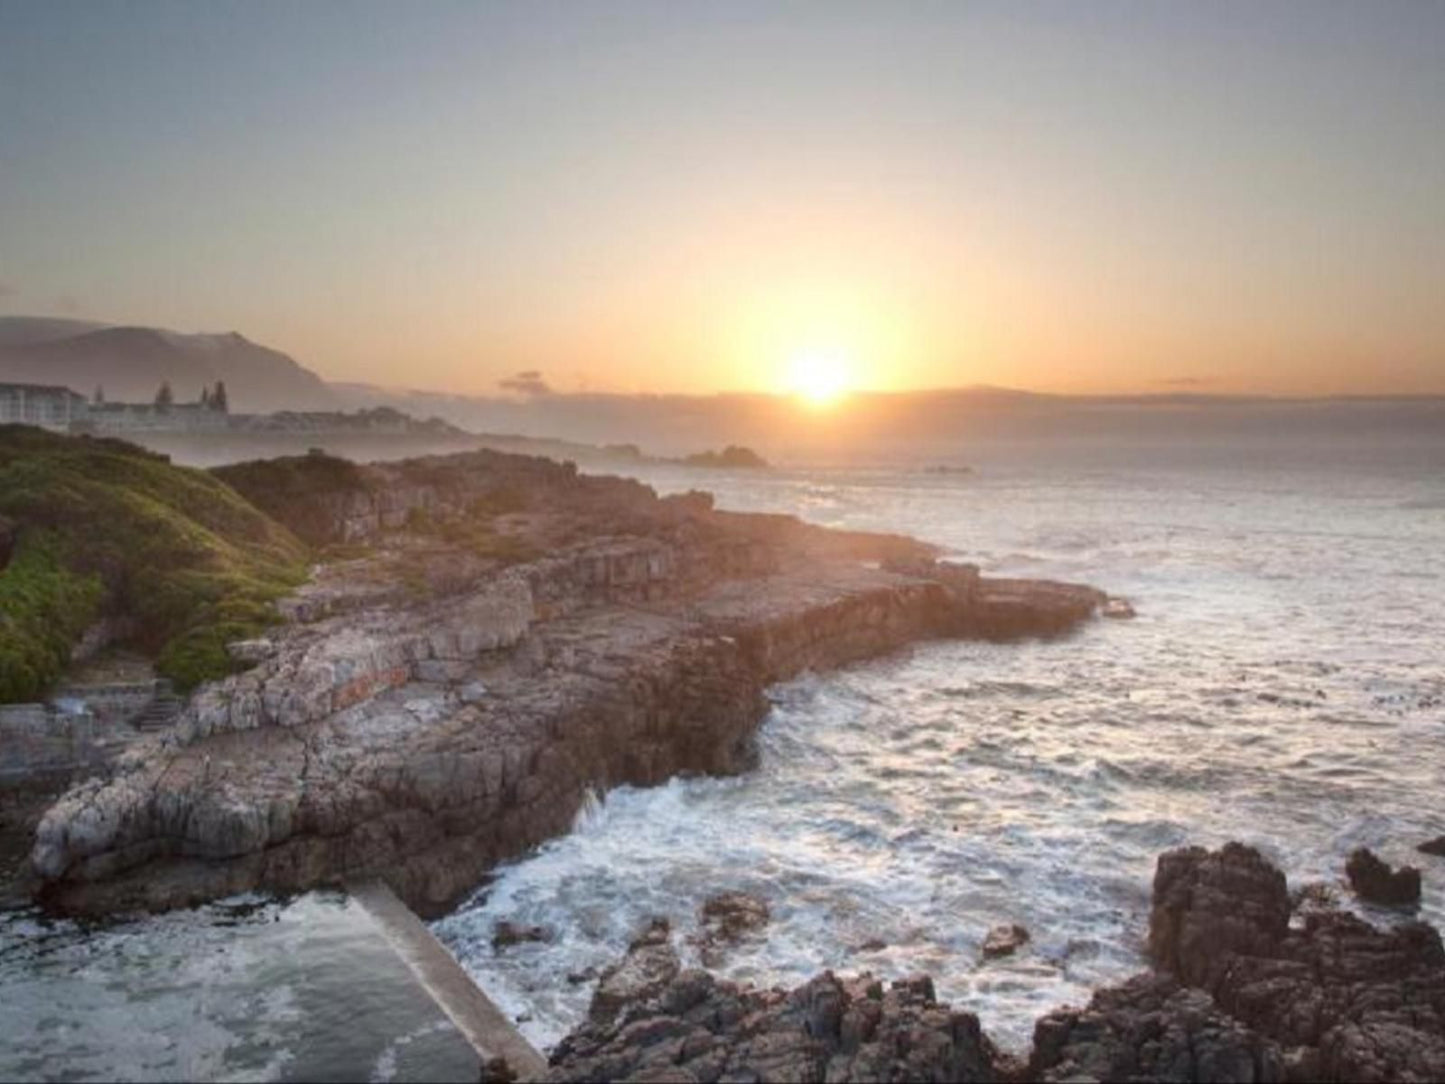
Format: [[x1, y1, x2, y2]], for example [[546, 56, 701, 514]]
[[552, 963, 1001, 1083], [980, 923, 1030, 959], [1344, 846, 1421, 906], [589, 919, 683, 1027], [1027, 973, 1283, 1083], [694, 892, 770, 966], [30, 447, 1106, 916], [1149, 842, 1445, 1081], [545, 844, 1445, 1083]]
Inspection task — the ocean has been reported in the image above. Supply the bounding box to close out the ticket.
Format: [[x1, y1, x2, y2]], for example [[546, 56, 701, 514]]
[[435, 443, 1445, 1052], [4, 439, 1444, 1076]]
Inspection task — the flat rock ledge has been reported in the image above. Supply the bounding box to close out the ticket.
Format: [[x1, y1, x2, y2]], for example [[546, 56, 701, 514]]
[[28, 475, 1104, 916], [545, 843, 1445, 1084]]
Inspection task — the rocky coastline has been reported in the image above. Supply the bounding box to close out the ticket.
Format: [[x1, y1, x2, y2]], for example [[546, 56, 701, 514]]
[[26, 447, 1105, 916], [545, 842, 1445, 1083]]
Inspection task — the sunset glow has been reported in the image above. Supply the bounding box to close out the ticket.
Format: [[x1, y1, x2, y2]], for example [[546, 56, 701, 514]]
[[783, 350, 853, 407], [1, 4, 1442, 397]]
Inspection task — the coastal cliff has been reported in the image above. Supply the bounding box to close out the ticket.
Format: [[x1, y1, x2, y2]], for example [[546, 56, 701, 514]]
[[28, 445, 1104, 916]]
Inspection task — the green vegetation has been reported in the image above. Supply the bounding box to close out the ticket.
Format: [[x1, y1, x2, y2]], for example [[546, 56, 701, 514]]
[[0, 534, 103, 702], [0, 426, 308, 698], [0, 431, 545, 703], [212, 451, 368, 547], [402, 504, 539, 565]]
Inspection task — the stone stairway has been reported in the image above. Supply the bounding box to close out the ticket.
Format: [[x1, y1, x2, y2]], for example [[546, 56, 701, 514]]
[[132, 684, 185, 732]]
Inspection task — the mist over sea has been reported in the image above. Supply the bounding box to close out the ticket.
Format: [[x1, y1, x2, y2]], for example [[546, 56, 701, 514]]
[[4, 428, 1444, 1077]]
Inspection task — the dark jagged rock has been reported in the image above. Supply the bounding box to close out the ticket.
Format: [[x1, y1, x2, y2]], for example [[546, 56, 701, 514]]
[[1345, 847, 1421, 906], [546, 843, 1445, 1083], [1148, 842, 1291, 990], [700, 891, 770, 940], [1420, 836, 1445, 857], [550, 958, 1000, 1083], [1149, 842, 1445, 1082], [693, 891, 771, 965], [1027, 973, 1284, 1083], [589, 919, 682, 1027], [980, 923, 1030, 959], [492, 921, 550, 950]]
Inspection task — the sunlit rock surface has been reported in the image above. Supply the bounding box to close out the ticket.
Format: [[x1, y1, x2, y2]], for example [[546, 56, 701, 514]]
[[31, 447, 1103, 916]]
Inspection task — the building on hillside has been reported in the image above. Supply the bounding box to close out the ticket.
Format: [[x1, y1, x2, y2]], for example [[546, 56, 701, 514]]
[[0, 383, 89, 429], [86, 400, 230, 433]]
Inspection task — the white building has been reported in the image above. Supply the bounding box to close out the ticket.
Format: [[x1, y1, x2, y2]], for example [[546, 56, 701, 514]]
[[0, 383, 89, 429], [88, 400, 230, 433]]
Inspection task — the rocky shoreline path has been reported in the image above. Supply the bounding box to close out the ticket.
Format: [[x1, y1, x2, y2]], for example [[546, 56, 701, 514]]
[[27, 449, 1105, 915]]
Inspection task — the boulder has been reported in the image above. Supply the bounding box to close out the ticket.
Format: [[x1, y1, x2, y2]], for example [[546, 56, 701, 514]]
[[1345, 847, 1421, 906], [699, 890, 770, 940], [1148, 842, 1290, 989], [981, 923, 1030, 959], [1419, 836, 1445, 857], [492, 921, 550, 950], [588, 919, 682, 1026], [693, 890, 771, 965]]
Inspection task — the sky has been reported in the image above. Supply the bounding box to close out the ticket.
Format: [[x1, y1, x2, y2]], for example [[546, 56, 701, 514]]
[[2, 1, 1443, 397]]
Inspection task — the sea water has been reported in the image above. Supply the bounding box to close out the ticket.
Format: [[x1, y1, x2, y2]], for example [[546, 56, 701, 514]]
[[434, 444, 1445, 1052], [0, 894, 478, 1082], [4, 441, 1444, 1074]]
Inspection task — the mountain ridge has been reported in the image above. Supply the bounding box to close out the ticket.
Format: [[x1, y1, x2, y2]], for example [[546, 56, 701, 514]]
[[0, 316, 336, 412]]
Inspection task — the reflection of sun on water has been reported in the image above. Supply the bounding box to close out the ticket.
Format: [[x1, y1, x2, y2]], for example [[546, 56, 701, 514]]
[[784, 351, 852, 408]]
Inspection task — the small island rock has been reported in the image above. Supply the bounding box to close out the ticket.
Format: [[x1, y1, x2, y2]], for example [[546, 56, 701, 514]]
[[1345, 847, 1421, 906]]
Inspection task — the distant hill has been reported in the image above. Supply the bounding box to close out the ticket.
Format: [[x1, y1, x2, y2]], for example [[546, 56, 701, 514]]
[[0, 317, 336, 412]]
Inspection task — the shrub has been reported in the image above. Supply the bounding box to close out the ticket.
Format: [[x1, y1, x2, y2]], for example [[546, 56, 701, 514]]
[[0, 534, 102, 702], [0, 425, 308, 698]]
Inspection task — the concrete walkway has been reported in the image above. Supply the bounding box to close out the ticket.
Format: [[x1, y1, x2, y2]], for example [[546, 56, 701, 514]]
[[351, 879, 548, 1081]]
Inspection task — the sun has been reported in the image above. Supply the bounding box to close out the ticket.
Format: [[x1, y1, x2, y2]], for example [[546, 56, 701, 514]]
[[784, 350, 853, 408]]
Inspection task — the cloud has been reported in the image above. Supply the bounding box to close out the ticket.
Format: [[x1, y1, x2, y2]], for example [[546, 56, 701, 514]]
[[0, 281, 16, 299], [54, 295, 82, 315], [1156, 375, 1217, 388], [498, 369, 553, 396]]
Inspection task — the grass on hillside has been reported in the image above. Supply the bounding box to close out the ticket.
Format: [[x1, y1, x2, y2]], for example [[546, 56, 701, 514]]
[[211, 451, 369, 548], [0, 426, 308, 700], [218, 451, 540, 564]]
